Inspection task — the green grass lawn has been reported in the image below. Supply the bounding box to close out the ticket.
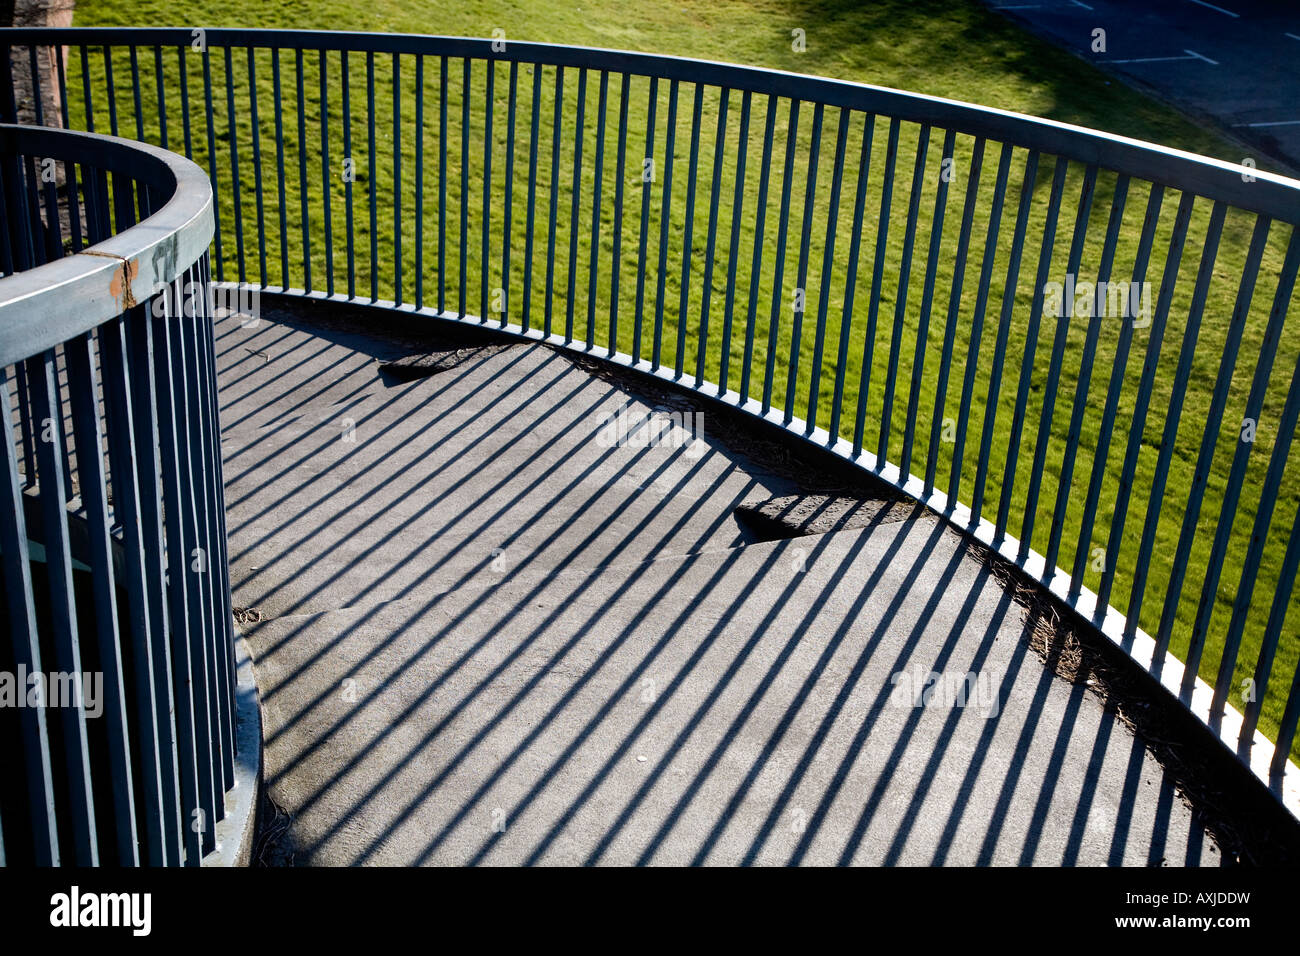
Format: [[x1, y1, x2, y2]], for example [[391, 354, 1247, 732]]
[[62, 0, 1300, 759]]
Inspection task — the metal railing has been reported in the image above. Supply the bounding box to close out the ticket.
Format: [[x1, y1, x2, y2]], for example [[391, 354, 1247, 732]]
[[3, 27, 1299, 817], [0, 120, 230, 866]]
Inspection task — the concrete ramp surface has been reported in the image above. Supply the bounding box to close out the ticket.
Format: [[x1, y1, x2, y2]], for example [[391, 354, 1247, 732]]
[[217, 308, 1219, 866]]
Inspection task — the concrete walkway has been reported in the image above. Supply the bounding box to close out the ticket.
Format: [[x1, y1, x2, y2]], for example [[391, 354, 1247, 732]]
[[217, 305, 1219, 866]]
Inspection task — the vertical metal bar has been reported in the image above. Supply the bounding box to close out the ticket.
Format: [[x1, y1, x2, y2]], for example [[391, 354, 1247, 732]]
[[970, 150, 1039, 527], [152, 287, 217, 861], [924, 138, 985, 493], [122, 305, 185, 863], [1269, 609, 1300, 782], [27, 45, 44, 126], [1069, 184, 1164, 597], [322, 50, 335, 297], [1094, 189, 1192, 603], [79, 45, 95, 132], [565, 68, 587, 343], [1250, 496, 1300, 752], [741, 96, 777, 405], [480, 58, 493, 322], [609, 72, 629, 353], [719, 89, 751, 394], [128, 45, 145, 143], [1044, 175, 1130, 571], [342, 50, 355, 299], [393, 53, 402, 306], [66, 331, 140, 864], [416, 54, 425, 310], [154, 45, 169, 149], [675, 83, 705, 377], [829, 113, 875, 442], [879, 124, 931, 464], [900, 127, 958, 471], [367, 51, 377, 300], [27, 349, 99, 864], [545, 65, 564, 336], [201, 45, 223, 279], [1125, 202, 1226, 640], [178, 46, 192, 160], [762, 98, 800, 415], [224, 45, 246, 286], [1018, 163, 1099, 548], [54, 42, 70, 129], [439, 55, 448, 315], [784, 101, 823, 423], [205, 264, 239, 789], [521, 62, 541, 331], [35, 142, 62, 265], [460, 57, 471, 317], [697, 87, 730, 387], [272, 47, 288, 287], [1219, 315, 1300, 733], [99, 314, 173, 865], [0, 41, 14, 123], [652, 78, 679, 369], [586, 70, 608, 349], [56, 53, 83, 254], [994, 156, 1069, 538], [21, 148, 54, 266], [248, 47, 267, 287], [632, 75, 658, 362], [298, 48, 312, 293], [1180, 227, 1297, 701], [0, 154, 16, 274], [104, 44, 119, 136], [804, 108, 848, 432], [852, 117, 900, 457], [184, 268, 234, 792], [0, 368, 59, 865], [198, 256, 239, 747], [501, 61, 519, 327], [1152, 214, 1271, 670]]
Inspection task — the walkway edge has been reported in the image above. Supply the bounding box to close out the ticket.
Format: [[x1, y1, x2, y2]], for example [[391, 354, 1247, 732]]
[[202, 636, 262, 867]]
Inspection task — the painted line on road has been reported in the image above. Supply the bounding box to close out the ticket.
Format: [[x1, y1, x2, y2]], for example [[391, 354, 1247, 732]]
[[1070, 0, 1094, 9], [1109, 55, 1195, 63], [1187, 0, 1239, 17], [1233, 120, 1300, 128], [1108, 50, 1218, 65], [1286, 33, 1300, 42]]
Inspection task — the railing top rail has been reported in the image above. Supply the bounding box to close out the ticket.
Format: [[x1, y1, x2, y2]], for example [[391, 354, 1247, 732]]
[[3, 26, 1299, 223], [0, 124, 214, 368]]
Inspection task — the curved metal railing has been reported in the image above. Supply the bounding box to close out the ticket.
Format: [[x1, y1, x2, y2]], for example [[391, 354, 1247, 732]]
[[3, 27, 1298, 816], [0, 120, 232, 866]]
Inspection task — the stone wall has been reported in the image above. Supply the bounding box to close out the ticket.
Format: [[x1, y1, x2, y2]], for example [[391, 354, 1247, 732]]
[[5, 0, 76, 126]]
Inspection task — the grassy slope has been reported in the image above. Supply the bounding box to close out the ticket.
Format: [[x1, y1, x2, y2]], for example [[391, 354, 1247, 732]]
[[70, 0, 1300, 755]]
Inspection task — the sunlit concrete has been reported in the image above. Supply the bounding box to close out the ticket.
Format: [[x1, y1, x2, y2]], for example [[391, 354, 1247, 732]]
[[217, 307, 1219, 866]]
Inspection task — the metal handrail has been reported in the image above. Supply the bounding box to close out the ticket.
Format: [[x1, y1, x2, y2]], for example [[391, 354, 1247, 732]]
[[0, 120, 231, 866], [4, 26, 1299, 823], [0, 124, 214, 366]]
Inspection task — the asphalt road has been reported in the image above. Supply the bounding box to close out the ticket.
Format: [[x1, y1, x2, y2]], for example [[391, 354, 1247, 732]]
[[980, 0, 1300, 175]]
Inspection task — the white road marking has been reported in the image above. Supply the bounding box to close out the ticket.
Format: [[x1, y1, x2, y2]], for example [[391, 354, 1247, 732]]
[[1187, 0, 1239, 17], [1070, 0, 1094, 9], [1108, 50, 1217, 65], [1233, 119, 1300, 128], [1109, 55, 1194, 63], [1286, 33, 1300, 42]]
